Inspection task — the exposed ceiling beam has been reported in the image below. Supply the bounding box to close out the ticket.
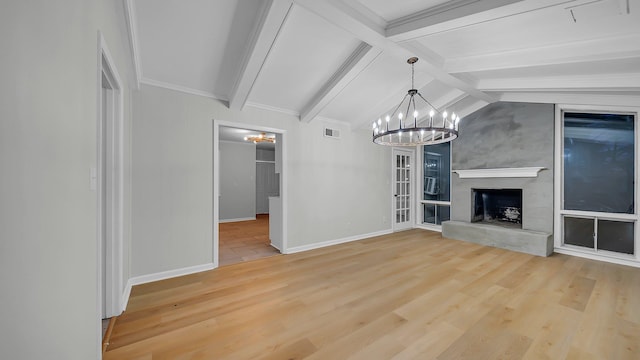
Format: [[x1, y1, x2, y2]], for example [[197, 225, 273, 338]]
[[415, 89, 468, 125], [295, 0, 496, 106], [401, 41, 494, 102], [431, 89, 469, 112], [294, 0, 387, 47], [300, 42, 382, 123], [499, 92, 640, 107], [477, 73, 640, 92], [387, 0, 523, 41], [445, 34, 640, 74], [228, 0, 293, 110], [386, 0, 574, 41], [454, 98, 491, 118]]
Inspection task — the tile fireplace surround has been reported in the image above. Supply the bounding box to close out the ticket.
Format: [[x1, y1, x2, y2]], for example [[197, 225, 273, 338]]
[[442, 102, 554, 256]]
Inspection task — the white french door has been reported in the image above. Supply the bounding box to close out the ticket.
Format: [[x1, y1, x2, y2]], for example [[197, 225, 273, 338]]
[[392, 148, 414, 231]]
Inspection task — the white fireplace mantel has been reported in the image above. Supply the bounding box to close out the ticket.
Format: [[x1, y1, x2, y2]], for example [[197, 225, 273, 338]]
[[453, 167, 546, 179]]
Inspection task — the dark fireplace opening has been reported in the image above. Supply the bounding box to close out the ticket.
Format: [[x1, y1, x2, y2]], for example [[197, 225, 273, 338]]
[[472, 189, 523, 228]]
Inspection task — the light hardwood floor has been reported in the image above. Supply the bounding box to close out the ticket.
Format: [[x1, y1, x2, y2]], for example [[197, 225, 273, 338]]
[[104, 229, 640, 359], [219, 214, 280, 266]]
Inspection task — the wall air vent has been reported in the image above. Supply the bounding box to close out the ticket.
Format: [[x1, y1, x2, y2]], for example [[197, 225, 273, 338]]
[[324, 127, 340, 139]]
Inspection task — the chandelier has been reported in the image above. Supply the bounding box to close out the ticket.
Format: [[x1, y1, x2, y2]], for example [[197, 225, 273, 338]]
[[372, 57, 460, 146], [244, 132, 275, 144]]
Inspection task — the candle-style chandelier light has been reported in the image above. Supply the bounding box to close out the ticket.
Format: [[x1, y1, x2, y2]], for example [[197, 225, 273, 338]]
[[244, 132, 275, 144], [372, 57, 460, 146]]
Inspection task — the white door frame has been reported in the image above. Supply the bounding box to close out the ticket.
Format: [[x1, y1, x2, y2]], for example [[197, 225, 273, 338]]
[[213, 120, 288, 267], [392, 147, 415, 232], [97, 31, 124, 323]]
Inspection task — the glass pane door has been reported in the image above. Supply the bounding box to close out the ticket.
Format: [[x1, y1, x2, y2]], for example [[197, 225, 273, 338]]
[[393, 149, 413, 231]]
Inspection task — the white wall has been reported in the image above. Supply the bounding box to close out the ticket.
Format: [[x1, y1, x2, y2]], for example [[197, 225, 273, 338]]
[[132, 84, 392, 277], [219, 141, 256, 221], [0, 1, 134, 359], [131, 85, 213, 276]]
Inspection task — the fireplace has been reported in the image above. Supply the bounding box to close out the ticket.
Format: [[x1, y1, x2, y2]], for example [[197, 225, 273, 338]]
[[472, 189, 522, 228]]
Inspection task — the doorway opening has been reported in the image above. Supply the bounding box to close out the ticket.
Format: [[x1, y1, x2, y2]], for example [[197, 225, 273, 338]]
[[97, 32, 124, 337], [214, 122, 287, 267]]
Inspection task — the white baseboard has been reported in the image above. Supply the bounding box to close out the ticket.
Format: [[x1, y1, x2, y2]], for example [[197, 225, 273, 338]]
[[414, 224, 443, 232], [121, 263, 215, 311], [121, 282, 132, 313], [554, 247, 640, 268], [284, 229, 393, 254], [219, 217, 256, 223], [270, 242, 282, 252]]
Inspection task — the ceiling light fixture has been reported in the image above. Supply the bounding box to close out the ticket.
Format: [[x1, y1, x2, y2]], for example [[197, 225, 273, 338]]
[[244, 132, 276, 144], [373, 57, 460, 146]]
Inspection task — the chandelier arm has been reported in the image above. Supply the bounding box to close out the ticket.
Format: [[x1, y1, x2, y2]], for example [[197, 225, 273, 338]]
[[417, 93, 442, 116], [404, 96, 413, 129], [389, 93, 409, 128]]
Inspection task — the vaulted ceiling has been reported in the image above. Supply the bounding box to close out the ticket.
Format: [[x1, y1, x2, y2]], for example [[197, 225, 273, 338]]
[[126, 0, 640, 129]]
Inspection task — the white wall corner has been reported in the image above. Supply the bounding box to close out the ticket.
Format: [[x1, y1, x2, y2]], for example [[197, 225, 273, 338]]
[[124, 0, 142, 88]]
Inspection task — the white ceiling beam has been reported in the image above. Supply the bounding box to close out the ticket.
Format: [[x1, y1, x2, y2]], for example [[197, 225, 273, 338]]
[[499, 92, 640, 107], [455, 99, 491, 119], [300, 42, 382, 123], [477, 73, 640, 92], [386, 0, 574, 42], [294, 0, 387, 47], [228, 0, 294, 110], [401, 41, 494, 103], [414, 90, 469, 125], [431, 89, 468, 112], [295, 0, 496, 104], [445, 34, 640, 74]]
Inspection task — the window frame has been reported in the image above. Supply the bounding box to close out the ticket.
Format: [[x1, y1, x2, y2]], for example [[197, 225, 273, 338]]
[[416, 142, 452, 231], [554, 104, 640, 265]]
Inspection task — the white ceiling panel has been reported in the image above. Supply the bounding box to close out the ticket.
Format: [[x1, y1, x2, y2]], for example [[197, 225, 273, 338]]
[[248, 4, 361, 113], [416, 0, 639, 59], [135, 0, 262, 98], [130, 0, 640, 126]]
